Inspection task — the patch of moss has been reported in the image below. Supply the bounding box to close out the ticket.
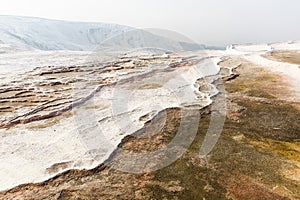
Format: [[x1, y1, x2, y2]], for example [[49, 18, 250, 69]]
[[225, 62, 280, 99], [245, 89, 276, 99], [146, 116, 228, 199], [147, 72, 300, 198], [210, 112, 300, 195], [57, 190, 74, 200], [209, 63, 300, 195], [225, 82, 247, 93], [147, 157, 227, 200], [237, 100, 300, 142], [249, 139, 300, 162]]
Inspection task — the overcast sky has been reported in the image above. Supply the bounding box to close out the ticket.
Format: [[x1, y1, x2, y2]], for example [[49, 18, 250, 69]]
[[1, 0, 300, 46]]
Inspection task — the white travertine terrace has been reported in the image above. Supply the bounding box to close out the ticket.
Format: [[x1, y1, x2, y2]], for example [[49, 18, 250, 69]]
[[0, 41, 299, 191]]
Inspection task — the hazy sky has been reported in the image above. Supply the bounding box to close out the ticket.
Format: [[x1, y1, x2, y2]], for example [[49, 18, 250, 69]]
[[1, 0, 300, 46]]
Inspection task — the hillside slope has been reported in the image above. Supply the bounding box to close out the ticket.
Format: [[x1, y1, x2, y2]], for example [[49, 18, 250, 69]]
[[0, 16, 205, 51]]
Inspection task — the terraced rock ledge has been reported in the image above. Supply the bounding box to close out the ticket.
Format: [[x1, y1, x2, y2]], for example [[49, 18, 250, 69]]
[[0, 50, 300, 199]]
